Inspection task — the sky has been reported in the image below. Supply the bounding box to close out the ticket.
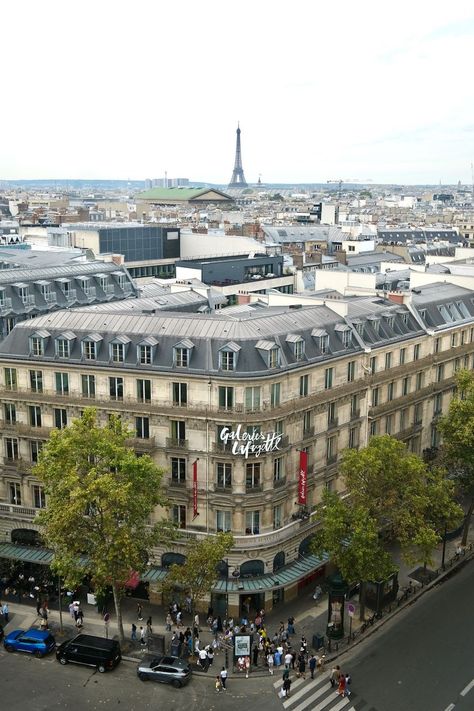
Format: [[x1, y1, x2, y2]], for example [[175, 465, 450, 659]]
[[2, 0, 474, 185]]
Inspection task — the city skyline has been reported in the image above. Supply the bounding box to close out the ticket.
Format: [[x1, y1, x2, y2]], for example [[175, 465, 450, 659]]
[[1, 0, 474, 185]]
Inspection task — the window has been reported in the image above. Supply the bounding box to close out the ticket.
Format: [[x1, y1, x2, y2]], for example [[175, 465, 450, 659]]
[[413, 343, 420, 361], [173, 382, 188, 406], [400, 408, 408, 430], [371, 387, 380, 407], [29, 370, 43, 393], [370, 356, 377, 374], [303, 410, 312, 435], [319, 335, 329, 354], [350, 394, 359, 418], [269, 347, 280, 368], [4, 403, 16, 425], [217, 462, 232, 489], [245, 386, 261, 411], [171, 457, 186, 483], [218, 386, 234, 410], [33, 485, 46, 509], [273, 456, 283, 482], [275, 419, 284, 435], [246, 462, 261, 489], [415, 372, 423, 390], [324, 367, 333, 390], [385, 352, 392, 370], [30, 336, 44, 356], [461, 330, 467, 346], [174, 347, 188, 368], [348, 427, 358, 449], [434, 337, 441, 354], [385, 414, 393, 435], [5, 437, 19, 460], [171, 420, 186, 442], [82, 340, 96, 360], [273, 504, 283, 530], [109, 377, 124, 401], [402, 377, 410, 396], [29, 405, 42, 427], [431, 425, 440, 448], [138, 344, 152, 365], [271, 382, 281, 407], [54, 408, 67, 429], [326, 435, 337, 462], [9, 482, 21, 505], [399, 348, 406, 365], [414, 403, 423, 424], [220, 350, 235, 371], [436, 364, 444, 383], [387, 381, 394, 401], [30, 440, 42, 463], [111, 342, 125, 363], [454, 357, 461, 372], [55, 372, 69, 395], [369, 420, 378, 437], [342, 329, 352, 348], [136, 378, 151, 403], [299, 374, 309, 397], [245, 510, 260, 535], [347, 360, 356, 382], [56, 339, 70, 359], [216, 510, 231, 532], [172, 504, 186, 529], [136, 417, 150, 439], [81, 374, 96, 399], [328, 401, 337, 426], [4, 367, 17, 391], [451, 333, 458, 348], [434, 393, 443, 416], [294, 340, 304, 361]]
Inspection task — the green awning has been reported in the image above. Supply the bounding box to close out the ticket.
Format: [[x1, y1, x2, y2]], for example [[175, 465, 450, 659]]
[[0, 542, 53, 565]]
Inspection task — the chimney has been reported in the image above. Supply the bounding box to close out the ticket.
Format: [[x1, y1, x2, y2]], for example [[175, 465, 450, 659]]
[[237, 291, 251, 305]]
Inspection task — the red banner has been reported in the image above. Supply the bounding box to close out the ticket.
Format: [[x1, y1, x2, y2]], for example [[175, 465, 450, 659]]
[[298, 450, 308, 505], [193, 459, 199, 519]]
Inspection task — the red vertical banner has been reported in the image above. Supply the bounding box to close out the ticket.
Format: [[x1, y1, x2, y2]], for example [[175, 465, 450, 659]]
[[192, 459, 199, 519], [298, 450, 308, 505]]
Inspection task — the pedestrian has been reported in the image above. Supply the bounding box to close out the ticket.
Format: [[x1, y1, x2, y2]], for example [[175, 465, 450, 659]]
[[194, 612, 200, 631], [215, 675, 222, 693], [330, 664, 340, 688], [131, 623, 137, 641], [176, 610, 182, 628], [252, 643, 259, 667], [198, 647, 209, 670], [287, 616, 295, 635], [146, 616, 153, 635], [267, 652, 274, 674], [309, 655, 317, 679], [284, 650, 292, 668], [283, 677, 292, 698], [140, 626, 146, 645], [298, 655, 306, 679], [274, 648, 282, 668], [220, 666, 228, 690], [344, 673, 352, 697], [282, 667, 290, 681], [137, 603, 143, 621], [36, 597, 42, 616], [337, 672, 346, 697], [165, 612, 172, 631], [207, 646, 214, 667]]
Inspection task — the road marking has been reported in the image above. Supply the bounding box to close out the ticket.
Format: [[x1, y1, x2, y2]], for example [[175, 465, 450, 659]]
[[443, 704, 455, 711], [282, 675, 328, 707], [460, 679, 474, 696]]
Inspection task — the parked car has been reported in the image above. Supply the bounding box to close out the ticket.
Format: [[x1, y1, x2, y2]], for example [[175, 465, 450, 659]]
[[56, 634, 121, 673], [3, 628, 56, 657], [137, 654, 192, 687]]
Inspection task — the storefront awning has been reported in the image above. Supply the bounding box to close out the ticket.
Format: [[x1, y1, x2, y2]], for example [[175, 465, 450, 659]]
[[0, 542, 53, 565]]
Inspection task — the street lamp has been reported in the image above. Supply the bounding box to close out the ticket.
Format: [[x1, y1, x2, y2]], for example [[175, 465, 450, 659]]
[[441, 523, 448, 570], [225, 559, 229, 669]]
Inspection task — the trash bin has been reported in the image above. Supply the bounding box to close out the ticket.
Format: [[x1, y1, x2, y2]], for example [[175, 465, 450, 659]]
[[312, 633, 325, 650]]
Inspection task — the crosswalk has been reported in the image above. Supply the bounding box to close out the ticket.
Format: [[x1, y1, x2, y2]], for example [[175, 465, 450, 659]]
[[272, 671, 359, 711]]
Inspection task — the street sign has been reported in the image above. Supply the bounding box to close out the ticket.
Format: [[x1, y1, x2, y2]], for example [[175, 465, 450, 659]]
[[347, 603, 355, 617]]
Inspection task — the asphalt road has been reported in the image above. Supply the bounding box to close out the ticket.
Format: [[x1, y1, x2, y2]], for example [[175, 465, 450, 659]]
[[339, 558, 474, 711]]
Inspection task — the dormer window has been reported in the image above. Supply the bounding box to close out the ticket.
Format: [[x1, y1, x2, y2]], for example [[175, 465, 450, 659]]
[[335, 324, 352, 349], [109, 336, 131, 363], [137, 337, 158, 365], [286, 334, 305, 361], [112, 271, 126, 289], [353, 320, 364, 336], [312, 328, 329, 354], [174, 339, 195, 368], [29, 330, 50, 356], [269, 347, 281, 368], [14, 283, 31, 305], [219, 342, 241, 371], [384, 314, 395, 329], [256, 340, 280, 368], [55, 331, 75, 359], [82, 333, 103, 360], [400, 312, 409, 325], [368, 316, 381, 335]]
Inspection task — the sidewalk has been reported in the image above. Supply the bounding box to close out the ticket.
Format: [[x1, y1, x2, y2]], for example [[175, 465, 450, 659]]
[[1, 522, 472, 674]]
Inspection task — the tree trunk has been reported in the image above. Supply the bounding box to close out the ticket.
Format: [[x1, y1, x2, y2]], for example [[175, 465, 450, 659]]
[[358, 580, 367, 621], [461, 498, 473, 547], [112, 583, 125, 645]]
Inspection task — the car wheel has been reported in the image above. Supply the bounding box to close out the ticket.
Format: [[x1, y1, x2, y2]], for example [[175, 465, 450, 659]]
[[138, 672, 149, 681], [59, 656, 68, 665], [172, 679, 182, 689], [97, 665, 106, 673], [34, 650, 43, 659], [5, 645, 14, 653]]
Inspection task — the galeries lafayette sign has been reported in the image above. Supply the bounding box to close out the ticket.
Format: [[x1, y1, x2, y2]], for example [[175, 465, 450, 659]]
[[219, 425, 282, 458]]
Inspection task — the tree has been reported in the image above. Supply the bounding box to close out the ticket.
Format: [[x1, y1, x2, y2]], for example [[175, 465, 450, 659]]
[[340, 435, 461, 562], [438, 369, 474, 545], [34, 408, 172, 644], [311, 491, 394, 620], [161, 532, 234, 643]]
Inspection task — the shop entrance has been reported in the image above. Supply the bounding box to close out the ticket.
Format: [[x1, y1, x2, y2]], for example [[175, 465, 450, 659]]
[[240, 592, 265, 618]]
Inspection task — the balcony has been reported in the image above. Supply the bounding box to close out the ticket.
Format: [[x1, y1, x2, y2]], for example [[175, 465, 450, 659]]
[[326, 454, 338, 465], [44, 292, 57, 304], [3, 457, 27, 470], [166, 437, 188, 450], [350, 409, 360, 421], [245, 484, 262, 494], [0, 502, 37, 520], [302, 426, 315, 439], [169, 477, 186, 487], [327, 417, 339, 430], [126, 436, 156, 451], [83, 287, 97, 301], [273, 476, 287, 489], [64, 289, 77, 302], [21, 295, 35, 307]]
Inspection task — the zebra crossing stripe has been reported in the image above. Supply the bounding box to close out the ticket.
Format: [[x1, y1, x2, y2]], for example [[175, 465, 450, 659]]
[[282, 675, 330, 707]]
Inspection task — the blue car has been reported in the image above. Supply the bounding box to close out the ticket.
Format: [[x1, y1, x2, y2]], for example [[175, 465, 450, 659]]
[[3, 628, 56, 657]]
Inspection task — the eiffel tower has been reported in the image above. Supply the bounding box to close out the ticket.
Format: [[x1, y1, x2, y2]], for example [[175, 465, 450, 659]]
[[228, 123, 248, 188]]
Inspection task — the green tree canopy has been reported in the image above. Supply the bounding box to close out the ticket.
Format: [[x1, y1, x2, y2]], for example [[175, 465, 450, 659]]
[[162, 532, 234, 637], [438, 369, 474, 544], [34, 408, 172, 643]]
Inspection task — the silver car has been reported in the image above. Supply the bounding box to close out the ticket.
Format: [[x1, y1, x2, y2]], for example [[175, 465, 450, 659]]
[[137, 655, 192, 688]]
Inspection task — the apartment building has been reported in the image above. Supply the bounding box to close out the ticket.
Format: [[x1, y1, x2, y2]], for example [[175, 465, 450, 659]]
[[0, 282, 473, 616]]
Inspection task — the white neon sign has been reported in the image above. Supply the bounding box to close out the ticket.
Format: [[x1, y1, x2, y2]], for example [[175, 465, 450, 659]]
[[219, 425, 282, 458]]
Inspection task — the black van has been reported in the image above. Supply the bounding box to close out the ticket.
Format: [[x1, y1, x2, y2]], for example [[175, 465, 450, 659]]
[[56, 634, 121, 673]]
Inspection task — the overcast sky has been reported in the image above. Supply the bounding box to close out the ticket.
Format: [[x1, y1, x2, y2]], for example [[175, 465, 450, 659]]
[[2, 0, 474, 185]]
